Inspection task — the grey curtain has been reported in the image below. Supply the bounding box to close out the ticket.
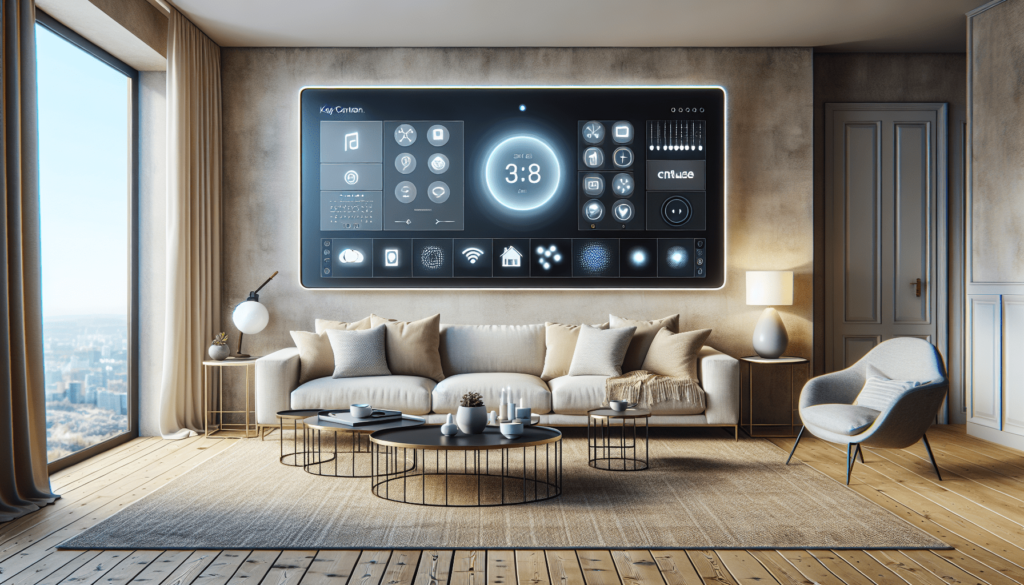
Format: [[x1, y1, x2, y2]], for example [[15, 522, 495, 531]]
[[158, 9, 222, 439], [0, 0, 59, 522]]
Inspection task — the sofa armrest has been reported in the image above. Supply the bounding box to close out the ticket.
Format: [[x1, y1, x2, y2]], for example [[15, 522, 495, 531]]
[[256, 348, 301, 425], [698, 346, 739, 425]]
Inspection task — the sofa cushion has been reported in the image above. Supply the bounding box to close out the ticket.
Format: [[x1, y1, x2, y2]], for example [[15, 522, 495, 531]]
[[326, 326, 390, 378], [802, 404, 880, 436], [290, 330, 335, 386], [431, 373, 551, 414], [609, 314, 679, 372], [549, 375, 706, 416], [290, 375, 434, 415], [540, 322, 609, 381], [568, 325, 635, 377], [641, 328, 712, 379], [440, 324, 545, 377], [370, 314, 445, 382], [314, 316, 372, 335]]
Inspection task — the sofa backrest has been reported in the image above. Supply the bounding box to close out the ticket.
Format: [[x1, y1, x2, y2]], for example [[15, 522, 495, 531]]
[[439, 324, 545, 377]]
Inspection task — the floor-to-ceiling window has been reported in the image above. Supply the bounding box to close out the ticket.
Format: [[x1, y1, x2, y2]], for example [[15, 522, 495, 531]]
[[36, 13, 139, 465]]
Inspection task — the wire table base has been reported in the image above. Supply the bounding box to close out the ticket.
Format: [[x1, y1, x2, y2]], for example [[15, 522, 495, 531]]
[[304, 427, 417, 478], [588, 413, 650, 471], [369, 440, 562, 507]]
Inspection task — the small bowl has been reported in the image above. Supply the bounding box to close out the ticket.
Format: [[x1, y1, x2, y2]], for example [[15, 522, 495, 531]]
[[500, 421, 524, 439], [350, 404, 373, 418], [609, 400, 629, 412]]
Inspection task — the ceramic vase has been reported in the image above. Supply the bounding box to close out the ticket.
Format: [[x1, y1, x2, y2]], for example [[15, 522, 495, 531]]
[[456, 405, 487, 435], [208, 343, 230, 361]]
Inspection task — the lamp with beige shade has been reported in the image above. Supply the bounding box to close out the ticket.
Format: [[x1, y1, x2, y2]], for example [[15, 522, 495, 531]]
[[746, 271, 794, 359]]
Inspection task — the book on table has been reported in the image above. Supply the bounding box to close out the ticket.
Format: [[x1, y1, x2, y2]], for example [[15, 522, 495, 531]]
[[319, 409, 402, 426]]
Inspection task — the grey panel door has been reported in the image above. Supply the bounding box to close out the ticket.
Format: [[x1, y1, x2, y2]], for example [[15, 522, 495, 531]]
[[826, 105, 944, 372]]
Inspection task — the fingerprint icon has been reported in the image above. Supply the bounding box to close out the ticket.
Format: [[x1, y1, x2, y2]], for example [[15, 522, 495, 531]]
[[420, 245, 445, 270], [462, 248, 484, 264]]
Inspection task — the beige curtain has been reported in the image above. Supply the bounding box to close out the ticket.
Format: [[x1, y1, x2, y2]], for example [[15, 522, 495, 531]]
[[0, 0, 59, 521], [159, 9, 222, 439]]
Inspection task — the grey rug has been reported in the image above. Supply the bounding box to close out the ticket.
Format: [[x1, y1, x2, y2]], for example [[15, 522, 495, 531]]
[[60, 429, 948, 550]]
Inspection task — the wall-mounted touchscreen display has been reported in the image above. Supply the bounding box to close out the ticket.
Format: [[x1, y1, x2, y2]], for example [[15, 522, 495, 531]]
[[300, 86, 725, 289]]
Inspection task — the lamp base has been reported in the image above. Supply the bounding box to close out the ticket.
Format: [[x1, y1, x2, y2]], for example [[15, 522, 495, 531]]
[[753, 307, 789, 359]]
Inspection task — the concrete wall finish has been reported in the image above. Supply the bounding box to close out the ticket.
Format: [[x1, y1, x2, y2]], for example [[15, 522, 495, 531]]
[[812, 52, 967, 422], [218, 48, 814, 370]]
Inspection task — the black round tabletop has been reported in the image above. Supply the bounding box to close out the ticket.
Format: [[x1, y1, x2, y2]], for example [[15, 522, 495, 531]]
[[370, 425, 561, 450]]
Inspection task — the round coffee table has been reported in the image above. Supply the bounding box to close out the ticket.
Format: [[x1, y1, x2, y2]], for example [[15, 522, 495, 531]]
[[274, 409, 324, 467], [368, 426, 562, 507], [588, 407, 651, 471], [303, 412, 424, 478]]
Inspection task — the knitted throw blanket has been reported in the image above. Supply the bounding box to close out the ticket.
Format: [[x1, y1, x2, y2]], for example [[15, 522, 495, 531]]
[[605, 370, 706, 411]]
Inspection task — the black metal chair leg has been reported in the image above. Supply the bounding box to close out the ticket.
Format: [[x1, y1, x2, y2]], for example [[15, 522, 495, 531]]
[[846, 443, 857, 485], [786, 427, 805, 465], [922, 433, 942, 481], [855, 443, 864, 464]]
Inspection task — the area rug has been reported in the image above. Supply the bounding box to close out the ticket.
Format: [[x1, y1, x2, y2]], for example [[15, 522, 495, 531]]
[[60, 429, 947, 550]]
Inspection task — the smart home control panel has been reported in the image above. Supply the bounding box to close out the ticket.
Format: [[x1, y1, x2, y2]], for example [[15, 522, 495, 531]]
[[300, 86, 725, 288]]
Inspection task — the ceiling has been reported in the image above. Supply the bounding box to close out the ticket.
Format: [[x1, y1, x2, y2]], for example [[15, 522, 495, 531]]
[[168, 0, 984, 52]]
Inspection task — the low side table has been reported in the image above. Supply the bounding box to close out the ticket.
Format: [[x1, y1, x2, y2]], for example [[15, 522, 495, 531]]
[[273, 409, 322, 467], [739, 356, 810, 438], [202, 358, 259, 439], [303, 412, 424, 478], [588, 408, 651, 471]]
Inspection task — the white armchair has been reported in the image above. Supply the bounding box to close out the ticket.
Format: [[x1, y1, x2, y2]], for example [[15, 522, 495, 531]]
[[787, 338, 948, 485]]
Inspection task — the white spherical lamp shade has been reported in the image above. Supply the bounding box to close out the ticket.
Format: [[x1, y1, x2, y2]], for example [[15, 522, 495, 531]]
[[233, 300, 269, 335]]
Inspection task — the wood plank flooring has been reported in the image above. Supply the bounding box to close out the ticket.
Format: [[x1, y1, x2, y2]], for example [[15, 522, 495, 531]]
[[2, 426, 1024, 584]]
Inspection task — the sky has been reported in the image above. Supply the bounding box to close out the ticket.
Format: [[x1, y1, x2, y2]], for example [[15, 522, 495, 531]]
[[36, 24, 130, 318]]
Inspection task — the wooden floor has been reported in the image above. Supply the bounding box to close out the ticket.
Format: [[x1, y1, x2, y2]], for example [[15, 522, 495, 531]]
[[3, 425, 1024, 585]]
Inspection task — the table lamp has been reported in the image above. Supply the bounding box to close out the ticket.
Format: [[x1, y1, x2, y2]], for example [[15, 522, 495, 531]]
[[231, 271, 278, 358], [746, 271, 794, 359]]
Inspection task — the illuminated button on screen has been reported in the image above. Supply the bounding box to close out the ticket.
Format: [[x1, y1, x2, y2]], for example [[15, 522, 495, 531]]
[[321, 121, 382, 163]]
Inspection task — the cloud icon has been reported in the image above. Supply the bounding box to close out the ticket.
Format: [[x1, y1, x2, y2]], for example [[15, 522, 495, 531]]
[[339, 249, 365, 264]]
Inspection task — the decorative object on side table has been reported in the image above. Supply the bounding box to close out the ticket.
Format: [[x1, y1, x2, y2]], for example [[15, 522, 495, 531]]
[[232, 270, 278, 358], [456, 391, 486, 434], [739, 355, 809, 438], [746, 270, 794, 359], [208, 332, 230, 361], [441, 414, 458, 436], [350, 403, 373, 418], [500, 419, 524, 439], [588, 407, 651, 471], [609, 399, 635, 412]]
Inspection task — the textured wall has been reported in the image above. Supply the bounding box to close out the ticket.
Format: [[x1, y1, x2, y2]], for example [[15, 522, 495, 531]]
[[971, 2, 1024, 283], [812, 52, 967, 421], [217, 47, 813, 375], [138, 71, 167, 437]]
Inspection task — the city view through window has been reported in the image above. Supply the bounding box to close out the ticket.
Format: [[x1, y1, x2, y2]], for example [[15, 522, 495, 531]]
[[37, 24, 132, 461]]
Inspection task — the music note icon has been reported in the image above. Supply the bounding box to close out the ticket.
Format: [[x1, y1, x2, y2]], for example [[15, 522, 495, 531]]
[[344, 132, 359, 151]]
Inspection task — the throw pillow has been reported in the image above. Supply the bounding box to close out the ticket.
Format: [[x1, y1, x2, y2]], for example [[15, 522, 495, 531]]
[[314, 316, 372, 335], [290, 330, 336, 386], [326, 325, 391, 378], [370, 314, 445, 382], [567, 325, 636, 377], [640, 328, 713, 379], [853, 369, 923, 412], [609, 314, 680, 373], [541, 322, 609, 381]]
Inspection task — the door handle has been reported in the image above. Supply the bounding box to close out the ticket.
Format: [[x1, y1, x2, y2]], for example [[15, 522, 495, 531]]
[[911, 278, 921, 297]]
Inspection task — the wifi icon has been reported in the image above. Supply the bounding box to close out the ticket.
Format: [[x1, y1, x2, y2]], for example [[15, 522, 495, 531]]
[[462, 247, 484, 264]]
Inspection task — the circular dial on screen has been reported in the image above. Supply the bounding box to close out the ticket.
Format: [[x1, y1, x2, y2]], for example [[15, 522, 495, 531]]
[[484, 135, 562, 212]]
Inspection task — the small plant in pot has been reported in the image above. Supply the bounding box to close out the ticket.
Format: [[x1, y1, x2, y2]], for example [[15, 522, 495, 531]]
[[456, 391, 487, 435], [208, 332, 230, 361]]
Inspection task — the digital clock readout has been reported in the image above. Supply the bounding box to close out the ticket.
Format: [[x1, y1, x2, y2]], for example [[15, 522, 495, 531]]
[[484, 135, 561, 212]]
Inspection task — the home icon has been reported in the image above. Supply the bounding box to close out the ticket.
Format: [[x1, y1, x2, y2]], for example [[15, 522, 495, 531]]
[[500, 246, 523, 267]]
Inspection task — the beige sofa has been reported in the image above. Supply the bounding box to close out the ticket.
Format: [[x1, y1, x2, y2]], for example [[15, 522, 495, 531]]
[[255, 324, 739, 434]]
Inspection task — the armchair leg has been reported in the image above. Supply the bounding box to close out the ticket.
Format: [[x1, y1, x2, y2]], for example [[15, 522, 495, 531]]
[[922, 433, 942, 481], [855, 444, 864, 464], [786, 427, 805, 465], [846, 443, 858, 485]]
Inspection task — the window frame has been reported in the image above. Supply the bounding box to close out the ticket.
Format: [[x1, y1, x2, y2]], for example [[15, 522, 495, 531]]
[[36, 10, 141, 474]]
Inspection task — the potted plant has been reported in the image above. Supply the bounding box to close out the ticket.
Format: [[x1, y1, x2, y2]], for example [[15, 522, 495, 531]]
[[208, 332, 230, 361], [456, 391, 487, 435]]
